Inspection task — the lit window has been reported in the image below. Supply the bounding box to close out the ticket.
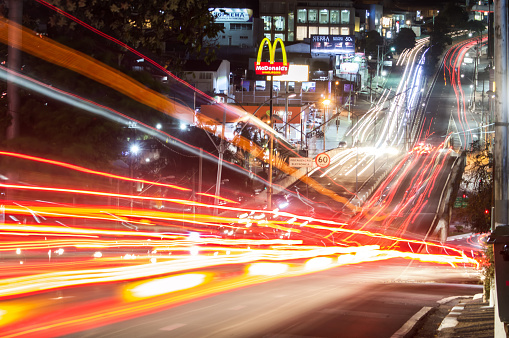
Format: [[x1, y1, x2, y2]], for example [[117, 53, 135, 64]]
[[275, 33, 285, 40], [341, 10, 350, 24], [262, 16, 272, 31], [308, 9, 318, 23], [319, 26, 329, 35], [296, 26, 307, 40], [330, 10, 339, 24], [308, 26, 318, 38], [274, 16, 285, 31], [288, 12, 294, 32], [341, 27, 349, 35], [330, 27, 339, 35], [319, 9, 329, 24], [297, 9, 307, 24]]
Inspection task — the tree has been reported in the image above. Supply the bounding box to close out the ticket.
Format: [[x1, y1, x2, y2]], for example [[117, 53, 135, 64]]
[[31, 0, 224, 69], [361, 30, 383, 55], [425, 16, 452, 69], [458, 141, 493, 233], [464, 19, 486, 36], [437, 3, 469, 29], [394, 28, 416, 54]]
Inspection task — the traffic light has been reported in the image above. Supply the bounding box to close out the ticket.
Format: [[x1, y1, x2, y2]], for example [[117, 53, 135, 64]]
[[485, 209, 490, 214]]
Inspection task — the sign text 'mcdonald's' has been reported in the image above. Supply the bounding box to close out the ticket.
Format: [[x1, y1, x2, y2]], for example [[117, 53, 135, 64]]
[[255, 38, 289, 76]]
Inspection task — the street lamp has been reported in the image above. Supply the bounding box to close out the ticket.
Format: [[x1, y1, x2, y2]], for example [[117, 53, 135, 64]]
[[129, 143, 140, 210], [322, 99, 331, 150]]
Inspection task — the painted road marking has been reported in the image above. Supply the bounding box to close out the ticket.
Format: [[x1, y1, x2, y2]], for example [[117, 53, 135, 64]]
[[160, 323, 186, 331], [229, 305, 246, 310]]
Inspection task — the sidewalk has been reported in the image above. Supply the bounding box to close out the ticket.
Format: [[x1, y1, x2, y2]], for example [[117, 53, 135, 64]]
[[410, 293, 495, 338]]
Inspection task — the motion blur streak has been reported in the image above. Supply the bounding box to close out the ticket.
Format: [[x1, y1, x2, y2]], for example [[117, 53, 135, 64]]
[[125, 273, 210, 299], [0, 55, 355, 210], [0, 150, 191, 192]]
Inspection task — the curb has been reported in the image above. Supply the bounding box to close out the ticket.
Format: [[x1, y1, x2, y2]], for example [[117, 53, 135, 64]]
[[391, 306, 434, 338]]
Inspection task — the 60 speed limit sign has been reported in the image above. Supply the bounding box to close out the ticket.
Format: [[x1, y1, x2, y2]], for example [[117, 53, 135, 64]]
[[315, 153, 331, 168]]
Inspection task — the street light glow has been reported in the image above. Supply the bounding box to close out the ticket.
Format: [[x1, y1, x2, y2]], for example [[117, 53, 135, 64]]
[[156, 123, 162, 130], [323, 99, 331, 106], [130, 144, 140, 155]]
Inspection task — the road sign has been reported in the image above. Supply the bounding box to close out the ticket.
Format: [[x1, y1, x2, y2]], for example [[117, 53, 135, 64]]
[[315, 153, 331, 168], [289, 157, 314, 168]]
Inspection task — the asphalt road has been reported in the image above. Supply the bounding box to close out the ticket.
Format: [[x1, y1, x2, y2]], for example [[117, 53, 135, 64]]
[[61, 260, 480, 338]]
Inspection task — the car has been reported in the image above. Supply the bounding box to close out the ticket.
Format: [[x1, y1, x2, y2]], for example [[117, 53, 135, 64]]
[[338, 141, 348, 148]]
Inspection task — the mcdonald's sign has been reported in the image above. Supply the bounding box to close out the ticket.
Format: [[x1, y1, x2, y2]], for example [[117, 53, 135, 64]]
[[255, 37, 289, 76]]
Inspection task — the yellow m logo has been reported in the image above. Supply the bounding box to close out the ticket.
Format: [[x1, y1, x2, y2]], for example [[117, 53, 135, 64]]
[[256, 37, 288, 66]]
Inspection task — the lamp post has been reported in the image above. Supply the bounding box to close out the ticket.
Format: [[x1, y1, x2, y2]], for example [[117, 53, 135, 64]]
[[213, 103, 227, 214], [322, 99, 331, 151], [129, 143, 140, 210]]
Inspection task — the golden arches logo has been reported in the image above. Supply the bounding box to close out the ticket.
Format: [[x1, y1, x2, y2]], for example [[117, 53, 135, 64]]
[[255, 37, 288, 75]]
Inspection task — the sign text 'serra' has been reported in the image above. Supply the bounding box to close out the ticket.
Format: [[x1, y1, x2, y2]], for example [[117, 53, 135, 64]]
[[255, 38, 289, 76]]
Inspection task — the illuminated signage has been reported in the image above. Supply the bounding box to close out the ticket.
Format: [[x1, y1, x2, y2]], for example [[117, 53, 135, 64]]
[[210, 8, 253, 22], [310, 35, 355, 55], [269, 64, 309, 82], [255, 38, 289, 76]]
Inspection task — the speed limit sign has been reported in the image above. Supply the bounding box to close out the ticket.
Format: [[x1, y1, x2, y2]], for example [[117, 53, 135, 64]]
[[315, 153, 331, 168]]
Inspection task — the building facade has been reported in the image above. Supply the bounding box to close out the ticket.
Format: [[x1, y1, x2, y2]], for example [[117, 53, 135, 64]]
[[208, 7, 264, 47], [259, 0, 356, 42]]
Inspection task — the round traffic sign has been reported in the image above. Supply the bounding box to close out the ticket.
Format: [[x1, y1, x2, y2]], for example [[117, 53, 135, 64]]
[[315, 153, 331, 168]]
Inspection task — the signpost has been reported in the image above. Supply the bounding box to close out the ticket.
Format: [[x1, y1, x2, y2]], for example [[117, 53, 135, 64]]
[[289, 157, 314, 168], [289, 157, 313, 214]]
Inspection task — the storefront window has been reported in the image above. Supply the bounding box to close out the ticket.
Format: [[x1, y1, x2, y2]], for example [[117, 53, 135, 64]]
[[319, 9, 329, 24], [319, 26, 329, 35], [262, 16, 272, 31], [296, 26, 307, 40], [288, 31, 295, 41], [274, 16, 285, 31], [297, 9, 307, 23], [341, 10, 350, 24], [308, 9, 318, 23], [330, 26, 339, 35], [341, 27, 349, 35], [330, 10, 339, 24], [308, 26, 318, 38], [264, 33, 272, 40]]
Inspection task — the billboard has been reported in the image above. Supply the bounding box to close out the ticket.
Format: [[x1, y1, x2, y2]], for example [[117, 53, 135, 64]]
[[269, 65, 309, 82], [210, 8, 253, 22], [311, 35, 355, 55]]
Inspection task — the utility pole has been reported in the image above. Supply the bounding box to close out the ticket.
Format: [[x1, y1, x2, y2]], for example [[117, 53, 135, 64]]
[[214, 104, 227, 214], [6, 0, 23, 140], [492, 0, 509, 336]]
